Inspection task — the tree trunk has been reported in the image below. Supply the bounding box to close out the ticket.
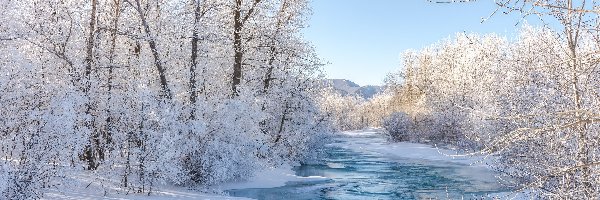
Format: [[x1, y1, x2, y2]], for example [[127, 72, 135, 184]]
[[82, 0, 100, 171], [565, 0, 592, 196], [232, 0, 243, 97], [84, 0, 97, 87], [263, 0, 289, 93], [274, 101, 289, 143], [189, 1, 202, 119], [105, 0, 121, 148], [133, 0, 172, 99], [262, 45, 277, 93]]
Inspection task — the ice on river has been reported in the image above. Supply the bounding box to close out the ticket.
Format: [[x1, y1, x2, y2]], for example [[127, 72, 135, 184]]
[[43, 129, 525, 199], [336, 128, 492, 166], [227, 128, 519, 200]]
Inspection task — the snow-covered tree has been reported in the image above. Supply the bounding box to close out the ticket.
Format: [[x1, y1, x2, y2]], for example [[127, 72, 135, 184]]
[[0, 0, 333, 198], [385, 24, 600, 198]]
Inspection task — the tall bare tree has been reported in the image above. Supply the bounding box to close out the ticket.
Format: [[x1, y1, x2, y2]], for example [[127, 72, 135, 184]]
[[126, 0, 172, 99], [231, 0, 262, 96]]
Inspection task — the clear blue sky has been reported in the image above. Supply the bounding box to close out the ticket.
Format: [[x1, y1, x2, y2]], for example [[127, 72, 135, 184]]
[[303, 0, 544, 86]]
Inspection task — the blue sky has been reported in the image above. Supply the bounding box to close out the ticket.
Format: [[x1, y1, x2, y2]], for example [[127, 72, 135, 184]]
[[303, 0, 544, 86]]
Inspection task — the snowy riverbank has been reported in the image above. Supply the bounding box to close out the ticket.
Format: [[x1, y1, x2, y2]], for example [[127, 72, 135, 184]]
[[41, 165, 328, 200], [224, 129, 529, 199], [215, 165, 329, 191], [337, 129, 492, 166], [43, 129, 528, 199], [336, 129, 529, 199]]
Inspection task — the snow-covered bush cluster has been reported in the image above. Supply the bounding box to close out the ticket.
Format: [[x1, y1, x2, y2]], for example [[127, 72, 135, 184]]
[[382, 112, 413, 142], [318, 90, 365, 131], [384, 25, 600, 198], [318, 88, 398, 131], [0, 0, 333, 198]]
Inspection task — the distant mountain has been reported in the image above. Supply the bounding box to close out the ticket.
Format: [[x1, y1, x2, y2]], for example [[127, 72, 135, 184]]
[[325, 79, 382, 99]]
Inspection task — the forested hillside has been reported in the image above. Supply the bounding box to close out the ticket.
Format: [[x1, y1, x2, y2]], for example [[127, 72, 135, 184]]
[[324, 79, 382, 99]]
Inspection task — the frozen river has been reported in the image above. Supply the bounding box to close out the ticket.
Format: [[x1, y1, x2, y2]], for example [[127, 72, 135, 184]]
[[227, 130, 509, 199]]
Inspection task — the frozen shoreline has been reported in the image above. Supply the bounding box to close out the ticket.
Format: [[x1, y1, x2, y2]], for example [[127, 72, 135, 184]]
[[214, 164, 329, 191], [336, 129, 493, 167], [337, 129, 531, 200], [43, 129, 527, 199], [41, 163, 329, 200]]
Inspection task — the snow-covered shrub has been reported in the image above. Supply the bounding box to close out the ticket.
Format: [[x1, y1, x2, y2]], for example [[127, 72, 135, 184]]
[[0, 45, 87, 199], [269, 99, 333, 165], [183, 100, 265, 185], [386, 26, 600, 198], [382, 112, 413, 142], [0, 164, 7, 197], [154, 106, 207, 186], [259, 83, 334, 165], [0, 0, 334, 197], [3, 163, 47, 199], [423, 108, 468, 145], [318, 90, 366, 131]]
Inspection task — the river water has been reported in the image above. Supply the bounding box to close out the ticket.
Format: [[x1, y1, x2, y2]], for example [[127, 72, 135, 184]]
[[227, 131, 509, 200]]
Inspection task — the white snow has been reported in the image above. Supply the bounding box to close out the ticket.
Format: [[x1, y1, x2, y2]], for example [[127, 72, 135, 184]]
[[44, 188, 249, 200], [487, 190, 534, 200], [41, 171, 250, 200], [41, 129, 524, 199], [41, 164, 328, 200], [215, 164, 329, 191], [337, 129, 530, 200], [335, 129, 492, 167]]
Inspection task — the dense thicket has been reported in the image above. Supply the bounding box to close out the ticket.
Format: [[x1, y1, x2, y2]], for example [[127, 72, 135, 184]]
[[380, 0, 600, 198], [318, 88, 395, 131], [0, 0, 333, 198], [386, 0, 600, 199], [383, 26, 600, 200], [385, 26, 600, 199]]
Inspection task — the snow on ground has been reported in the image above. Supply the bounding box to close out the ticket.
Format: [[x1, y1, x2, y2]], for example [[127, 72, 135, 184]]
[[336, 128, 493, 167], [339, 128, 530, 200], [42, 164, 327, 200], [214, 164, 328, 191], [488, 190, 535, 200], [42, 129, 522, 199], [42, 172, 250, 200], [44, 187, 248, 200]]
